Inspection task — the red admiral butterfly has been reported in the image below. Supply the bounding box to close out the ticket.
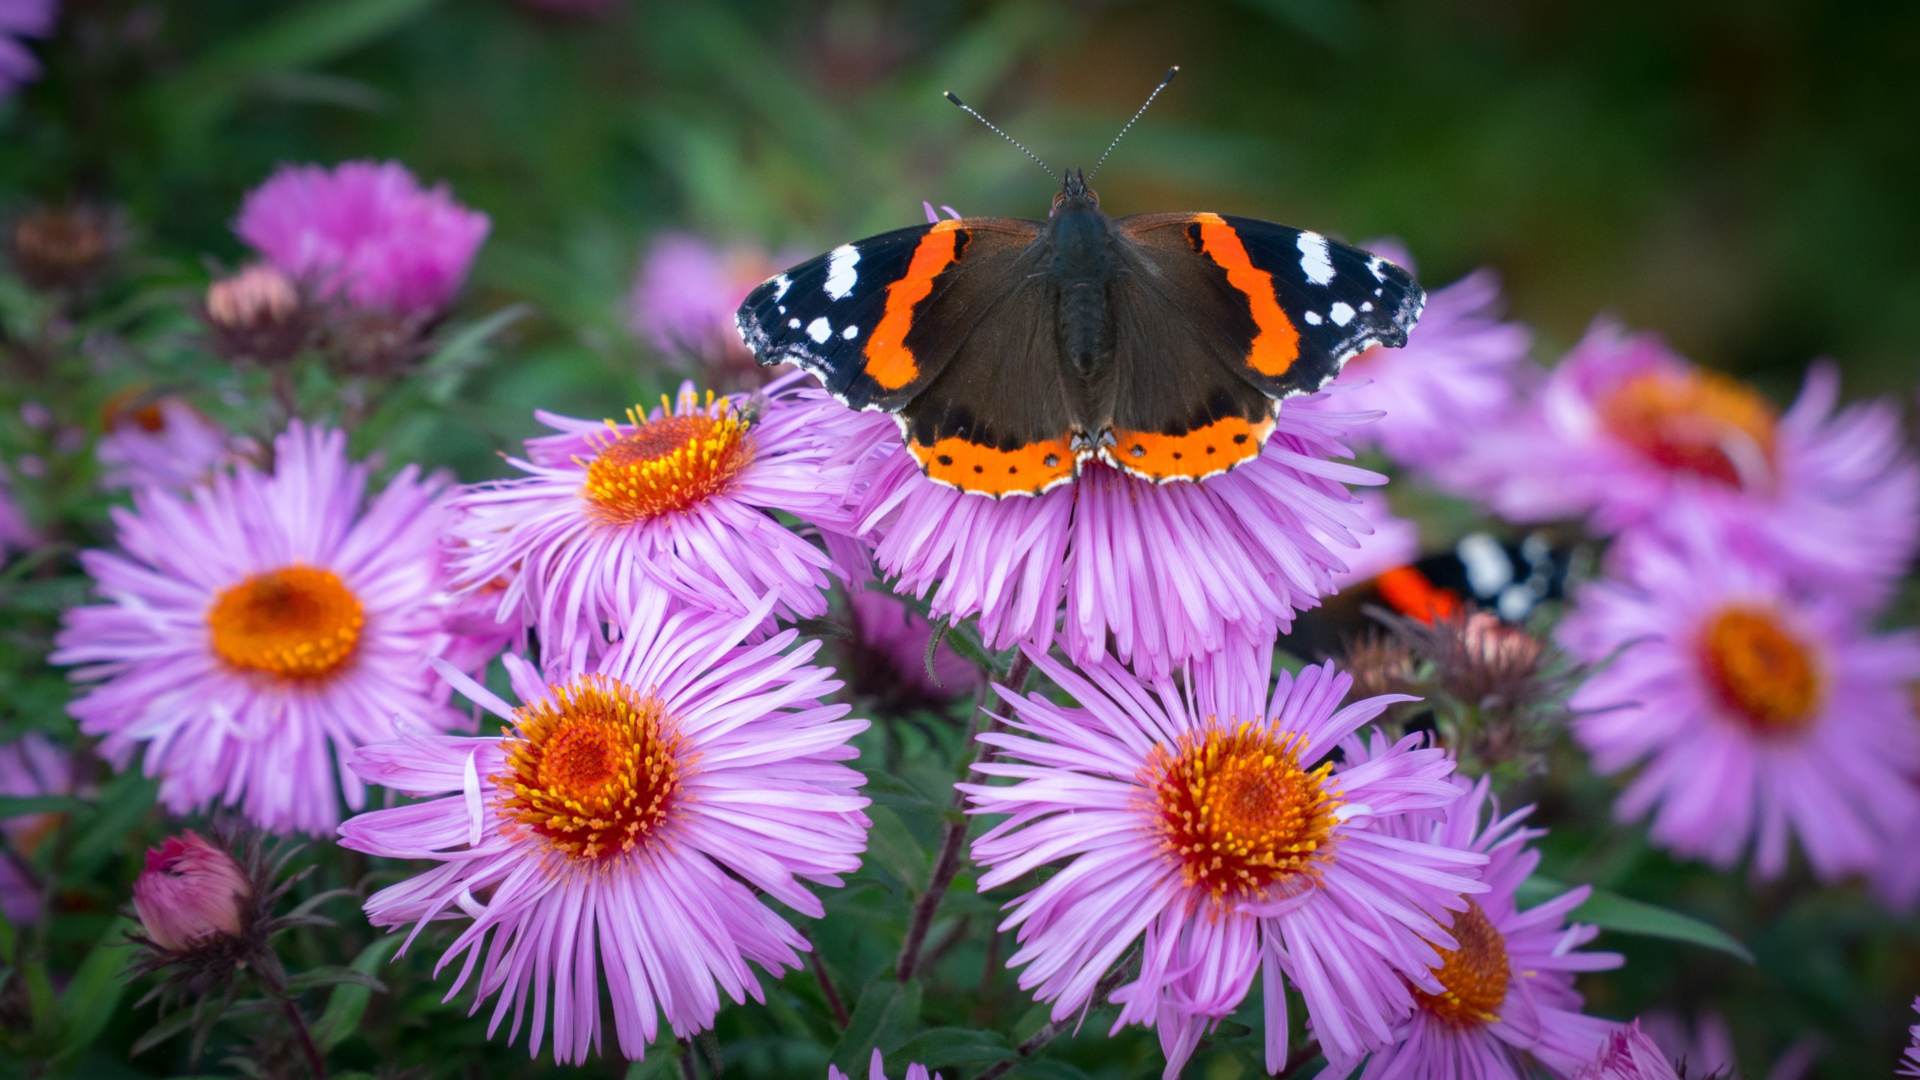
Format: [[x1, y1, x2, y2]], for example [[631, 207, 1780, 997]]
[[734, 68, 1425, 498]]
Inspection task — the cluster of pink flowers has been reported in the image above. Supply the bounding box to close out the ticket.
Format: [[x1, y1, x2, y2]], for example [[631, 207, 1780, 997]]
[[49, 167, 1920, 1077]]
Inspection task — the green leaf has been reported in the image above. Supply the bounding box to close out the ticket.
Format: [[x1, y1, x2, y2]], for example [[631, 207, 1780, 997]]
[[886, 1027, 1014, 1071], [419, 304, 533, 404], [53, 917, 136, 1064], [863, 806, 930, 894], [67, 771, 158, 878], [829, 979, 922, 1076], [1517, 876, 1753, 963], [0, 795, 89, 817], [312, 936, 403, 1051], [283, 966, 384, 995]]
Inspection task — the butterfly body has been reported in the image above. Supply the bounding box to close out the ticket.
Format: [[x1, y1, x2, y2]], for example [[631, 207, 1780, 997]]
[[735, 167, 1425, 498]]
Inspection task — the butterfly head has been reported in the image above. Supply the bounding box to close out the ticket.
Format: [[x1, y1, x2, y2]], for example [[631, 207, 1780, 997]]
[[1051, 168, 1100, 217]]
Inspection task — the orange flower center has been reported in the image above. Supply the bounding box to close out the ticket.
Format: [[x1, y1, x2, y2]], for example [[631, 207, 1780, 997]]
[[580, 393, 752, 524], [1145, 722, 1344, 904], [1699, 605, 1821, 735], [495, 676, 685, 861], [207, 565, 365, 680], [1597, 370, 1777, 487], [1412, 900, 1510, 1028]]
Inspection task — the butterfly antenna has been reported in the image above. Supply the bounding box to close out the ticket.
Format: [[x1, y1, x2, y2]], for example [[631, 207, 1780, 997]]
[[1088, 66, 1179, 181], [943, 90, 1060, 184]]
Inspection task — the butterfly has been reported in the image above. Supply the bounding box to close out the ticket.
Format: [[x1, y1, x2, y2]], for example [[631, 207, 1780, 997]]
[[733, 69, 1425, 498]]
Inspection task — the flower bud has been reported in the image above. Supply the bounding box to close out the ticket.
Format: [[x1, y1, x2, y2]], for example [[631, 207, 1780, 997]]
[[10, 205, 121, 293], [1573, 1021, 1680, 1080], [132, 831, 251, 951], [202, 264, 311, 364]]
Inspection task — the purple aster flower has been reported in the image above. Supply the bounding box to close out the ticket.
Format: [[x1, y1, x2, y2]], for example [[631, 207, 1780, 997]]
[[447, 379, 871, 663], [842, 587, 980, 713], [1557, 511, 1920, 882], [1439, 320, 1920, 605], [97, 394, 244, 492], [1900, 997, 1920, 1077], [855, 389, 1388, 680], [52, 422, 465, 835], [0, 0, 55, 98], [961, 649, 1486, 1077], [1339, 772, 1621, 1079], [1574, 1022, 1680, 1080], [1640, 1010, 1820, 1080], [829, 1049, 940, 1080], [0, 733, 82, 924], [235, 160, 490, 316], [1334, 241, 1534, 470], [338, 593, 870, 1065]]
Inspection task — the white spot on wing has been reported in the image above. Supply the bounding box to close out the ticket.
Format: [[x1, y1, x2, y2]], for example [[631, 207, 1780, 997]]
[[841, 324, 859, 340], [1367, 256, 1387, 282], [1297, 232, 1335, 286], [824, 245, 860, 300], [788, 318, 801, 329], [772, 274, 792, 301], [1330, 302, 1355, 326], [807, 317, 833, 343], [1359, 301, 1373, 312], [1303, 310, 1323, 325]]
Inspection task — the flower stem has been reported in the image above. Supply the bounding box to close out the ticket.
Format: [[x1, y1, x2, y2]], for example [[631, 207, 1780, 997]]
[[896, 651, 1033, 983], [809, 946, 850, 1028], [973, 957, 1134, 1080], [276, 995, 328, 1080]]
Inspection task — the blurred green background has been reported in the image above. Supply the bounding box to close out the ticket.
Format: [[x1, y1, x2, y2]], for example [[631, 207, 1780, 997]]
[[6, 1, 1920, 1076]]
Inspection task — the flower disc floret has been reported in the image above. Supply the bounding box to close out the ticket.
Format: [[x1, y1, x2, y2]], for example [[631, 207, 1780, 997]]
[[207, 565, 364, 680], [1146, 723, 1342, 903], [496, 675, 684, 861], [1409, 899, 1508, 1029], [1698, 605, 1821, 734], [1597, 369, 1777, 487], [581, 396, 752, 523]]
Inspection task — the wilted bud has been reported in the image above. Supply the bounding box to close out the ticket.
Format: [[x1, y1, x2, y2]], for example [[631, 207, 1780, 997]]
[[201, 264, 311, 364], [322, 307, 436, 378], [133, 831, 251, 951], [1341, 630, 1424, 703], [1573, 1021, 1681, 1080], [10, 205, 122, 293]]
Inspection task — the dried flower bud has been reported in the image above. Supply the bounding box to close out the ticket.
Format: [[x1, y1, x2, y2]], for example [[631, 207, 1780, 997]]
[[1574, 1021, 1681, 1080], [132, 831, 251, 951], [202, 265, 311, 364], [10, 205, 121, 293], [322, 307, 436, 378], [1341, 630, 1425, 702]]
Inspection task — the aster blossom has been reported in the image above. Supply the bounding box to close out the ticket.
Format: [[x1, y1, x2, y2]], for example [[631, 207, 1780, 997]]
[[97, 395, 243, 492], [962, 648, 1486, 1077], [447, 378, 871, 662], [1573, 1022, 1679, 1080], [1334, 241, 1534, 470], [0, 732, 81, 924], [1336, 771, 1621, 1079], [53, 422, 465, 835], [829, 1049, 940, 1080], [339, 593, 870, 1064], [1556, 510, 1920, 883], [1438, 319, 1919, 604], [855, 388, 1390, 679], [0, 0, 56, 99], [1900, 996, 1920, 1077], [235, 159, 490, 315]]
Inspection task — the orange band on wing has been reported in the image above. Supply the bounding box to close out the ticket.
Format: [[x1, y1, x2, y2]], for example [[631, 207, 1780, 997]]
[[1105, 414, 1275, 482], [910, 433, 1078, 497], [1193, 213, 1300, 378], [1375, 565, 1461, 623], [864, 220, 966, 391]]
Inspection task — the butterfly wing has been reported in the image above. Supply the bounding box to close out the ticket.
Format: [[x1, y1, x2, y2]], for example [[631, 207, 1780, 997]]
[[734, 217, 1044, 412], [1102, 212, 1424, 482]]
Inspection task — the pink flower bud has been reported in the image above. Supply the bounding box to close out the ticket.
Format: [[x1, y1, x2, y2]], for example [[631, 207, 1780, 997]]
[[132, 832, 251, 951], [1574, 1021, 1681, 1080]]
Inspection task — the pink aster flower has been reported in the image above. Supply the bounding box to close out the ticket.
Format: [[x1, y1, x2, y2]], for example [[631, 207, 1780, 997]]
[[1438, 320, 1920, 604], [132, 830, 251, 951], [841, 587, 980, 713], [447, 378, 871, 663], [97, 395, 243, 492], [0, 0, 56, 98], [1334, 241, 1533, 469], [1640, 1010, 1820, 1080], [629, 235, 810, 388], [1339, 772, 1621, 1079], [829, 1049, 940, 1080], [856, 389, 1388, 680], [1557, 511, 1920, 882], [1574, 1022, 1680, 1080], [1900, 997, 1920, 1077], [962, 649, 1486, 1078], [0, 733, 81, 924], [235, 160, 490, 316], [338, 593, 870, 1065], [52, 422, 464, 835]]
